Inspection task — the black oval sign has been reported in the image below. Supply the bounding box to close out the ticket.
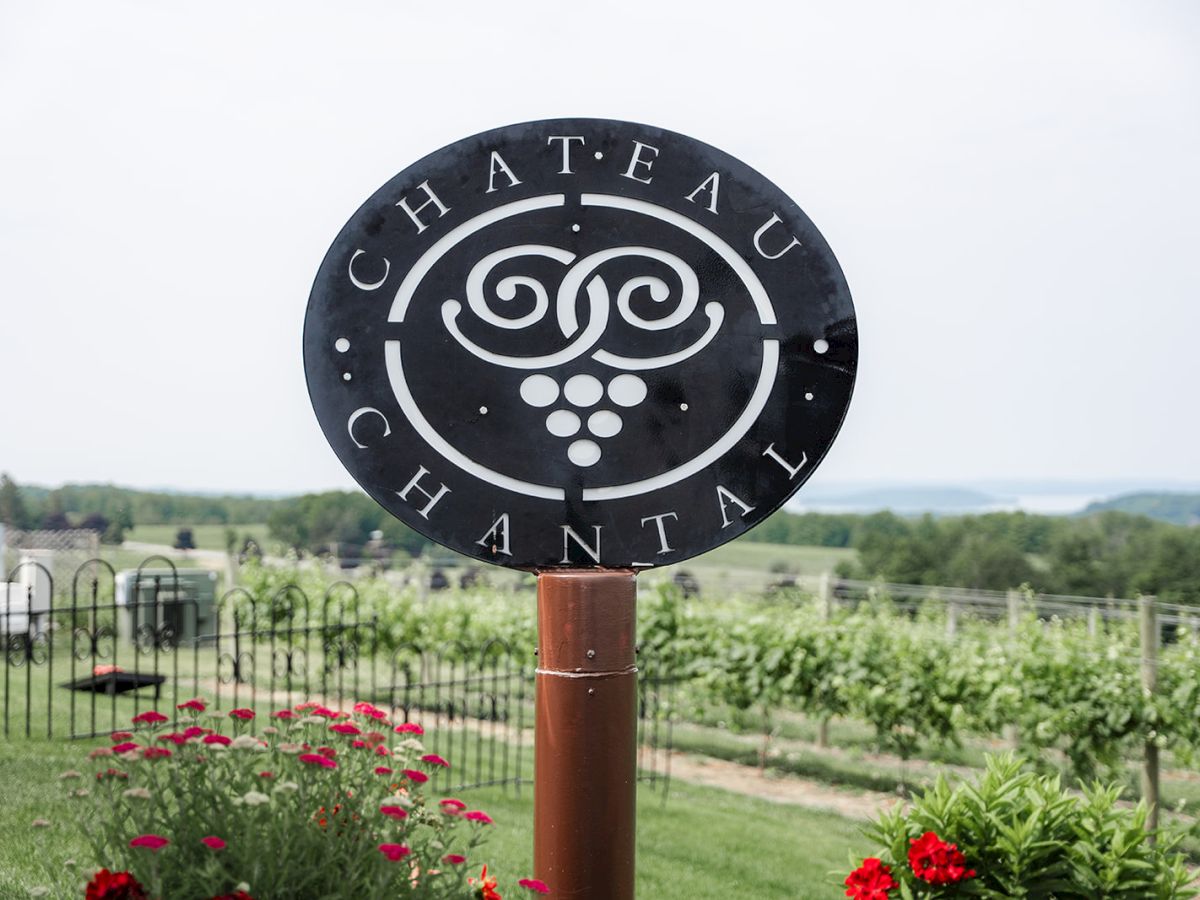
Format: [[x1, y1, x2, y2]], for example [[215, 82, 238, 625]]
[[304, 118, 857, 570]]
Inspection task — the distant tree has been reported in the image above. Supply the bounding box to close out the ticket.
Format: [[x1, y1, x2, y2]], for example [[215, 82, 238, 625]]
[[173, 528, 196, 551], [80, 512, 110, 534], [224, 527, 238, 556], [41, 511, 71, 530], [0, 474, 30, 528]]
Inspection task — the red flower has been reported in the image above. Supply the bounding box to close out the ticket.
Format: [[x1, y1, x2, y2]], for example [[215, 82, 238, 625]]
[[519, 878, 550, 895], [157, 733, 186, 746], [200, 835, 226, 851], [421, 753, 450, 768], [202, 734, 232, 746], [378, 843, 411, 862], [294, 701, 320, 711], [439, 798, 467, 814], [129, 834, 169, 852], [317, 746, 338, 759], [908, 832, 976, 885], [374, 744, 391, 757], [131, 711, 167, 725], [442, 853, 467, 865], [394, 722, 424, 735], [299, 753, 337, 769], [110, 731, 133, 741], [402, 768, 428, 784], [353, 701, 388, 720], [374, 766, 394, 775], [330, 722, 361, 736], [470, 865, 502, 900], [208, 893, 253, 900], [143, 746, 172, 760], [176, 699, 206, 713], [271, 709, 296, 719], [844, 857, 896, 900], [96, 768, 128, 781], [352, 740, 368, 749], [229, 708, 255, 720], [258, 771, 274, 778], [465, 810, 493, 825], [182, 726, 209, 738], [85, 868, 147, 900], [380, 804, 408, 820], [111, 742, 140, 754]]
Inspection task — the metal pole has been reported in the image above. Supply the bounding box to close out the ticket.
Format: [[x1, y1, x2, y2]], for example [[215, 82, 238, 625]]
[[535, 570, 637, 899]]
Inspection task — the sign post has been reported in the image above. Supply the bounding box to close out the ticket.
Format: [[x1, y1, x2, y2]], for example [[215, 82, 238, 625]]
[[535, 570, 637, 897], [304, 118, 857, 896]]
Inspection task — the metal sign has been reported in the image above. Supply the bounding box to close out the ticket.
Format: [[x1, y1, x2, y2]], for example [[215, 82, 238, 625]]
[[305, 118, 856, 569]]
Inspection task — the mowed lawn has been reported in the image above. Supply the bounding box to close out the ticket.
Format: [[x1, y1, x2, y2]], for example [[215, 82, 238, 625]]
[[124, 523, 271, 552], [0, 737, 860, 899]]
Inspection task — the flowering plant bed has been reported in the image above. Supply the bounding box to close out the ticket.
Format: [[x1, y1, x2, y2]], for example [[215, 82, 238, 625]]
[[60, 699, 548, 899], [843, 754, 1193, 899]]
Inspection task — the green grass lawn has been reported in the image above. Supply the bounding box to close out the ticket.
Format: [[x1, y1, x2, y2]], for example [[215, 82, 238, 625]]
[[0, 737, 861, 899], [124, 524, 270, 553]]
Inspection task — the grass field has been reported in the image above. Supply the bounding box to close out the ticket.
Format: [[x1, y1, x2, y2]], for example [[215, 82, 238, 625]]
[[124, 523, 271, 553], [0, 735, 861, 899]]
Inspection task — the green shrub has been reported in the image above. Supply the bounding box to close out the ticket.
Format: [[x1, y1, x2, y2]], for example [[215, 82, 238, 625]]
[[846, 754, 1193, 899]]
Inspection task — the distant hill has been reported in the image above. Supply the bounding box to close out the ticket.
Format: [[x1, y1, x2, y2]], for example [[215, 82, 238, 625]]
[[1082, 492, 1200, 526], [793, 486, 1005, 514]]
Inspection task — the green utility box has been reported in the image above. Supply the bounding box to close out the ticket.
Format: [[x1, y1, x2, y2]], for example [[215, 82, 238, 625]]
[[115, 569, 219, 646]]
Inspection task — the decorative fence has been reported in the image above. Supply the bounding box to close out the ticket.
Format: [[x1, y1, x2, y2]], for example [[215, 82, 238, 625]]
[[1, 557, 675, 797]]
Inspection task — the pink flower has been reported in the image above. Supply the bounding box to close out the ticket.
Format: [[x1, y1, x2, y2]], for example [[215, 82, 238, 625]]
[[157, 733, 185, 746], [201, 836, 226, 851], [442, 853, 467, 865], [312, 706, 337, 718], [271, 709, 296, 719], [421, 754, 450, 769], [229, 708, 255, 720], [519, 878, 551, 895], [394, 722, 424, 735], [380, 805, 408, 820], [111, 742, 140, 754], [176, 699, 206, 713], [132, 711, 167, 725], [317, 746, 337, 760], [374, 766, 394, 775], [202, 734, 231, 746], [294, 701, 320, 711], [402, 769, 428, 784], [353, 702, 388, 720], [378, 843, 411, 862], [143, 747, 172, 760], [330, 722, 361, 736], [299, 753, 337, 769], [374, 745, 391, 757], [439, 798, 467, 814], [465, 810, 493, 825], [89, 747, 114, 759], [129, 834, 169, 852], [110, 731, 133, 741]]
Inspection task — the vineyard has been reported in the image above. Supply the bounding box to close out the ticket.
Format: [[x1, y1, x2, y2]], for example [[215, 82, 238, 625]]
[[231, 562, 1200, 793]]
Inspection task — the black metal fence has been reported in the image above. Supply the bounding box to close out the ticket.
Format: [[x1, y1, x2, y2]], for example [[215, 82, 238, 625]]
[[1, 557, 674, 796]]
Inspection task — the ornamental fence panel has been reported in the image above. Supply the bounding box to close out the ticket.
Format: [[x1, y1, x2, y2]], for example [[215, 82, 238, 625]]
[[0, 556, 676, 797]]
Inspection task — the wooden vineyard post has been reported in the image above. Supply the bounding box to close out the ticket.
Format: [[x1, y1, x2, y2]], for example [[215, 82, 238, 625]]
[[1140, 595, 1160, 837], [816, 573, 831, 749], [535, 570, 638, 899]]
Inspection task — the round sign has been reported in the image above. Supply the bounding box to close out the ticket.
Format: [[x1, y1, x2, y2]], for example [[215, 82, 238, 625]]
[[305, 118, 856, 570]]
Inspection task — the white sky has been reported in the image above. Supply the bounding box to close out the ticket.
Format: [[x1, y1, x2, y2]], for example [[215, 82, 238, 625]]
[[1, 0, 1197, 495]]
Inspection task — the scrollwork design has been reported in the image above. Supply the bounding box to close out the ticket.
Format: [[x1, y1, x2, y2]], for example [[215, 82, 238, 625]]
[[441, 244, 722, 371]]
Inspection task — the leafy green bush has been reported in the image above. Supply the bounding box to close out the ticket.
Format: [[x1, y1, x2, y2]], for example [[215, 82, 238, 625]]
[[846, 754, 1192, 899]]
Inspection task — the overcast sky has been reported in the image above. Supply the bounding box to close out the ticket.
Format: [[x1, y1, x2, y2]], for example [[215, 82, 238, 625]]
[[1, 1, 1197, 496]]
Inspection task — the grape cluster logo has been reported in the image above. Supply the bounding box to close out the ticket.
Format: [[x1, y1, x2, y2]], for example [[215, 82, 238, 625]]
[[305, 118, 857, 569]]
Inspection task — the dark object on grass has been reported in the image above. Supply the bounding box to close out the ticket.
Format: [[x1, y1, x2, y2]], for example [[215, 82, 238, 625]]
[[62, 670, 166, 698]]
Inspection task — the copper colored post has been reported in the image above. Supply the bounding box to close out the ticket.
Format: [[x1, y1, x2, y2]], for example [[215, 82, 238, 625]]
[[535, 570, 637, 899]]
